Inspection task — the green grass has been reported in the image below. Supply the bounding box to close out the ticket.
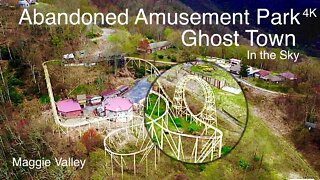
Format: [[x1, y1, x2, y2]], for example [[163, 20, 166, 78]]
[[145, 94, 166, 118], [139, 48, 191, 63], [191, 64, 237, 87], [246, 78, 290, 93], [213, 88, 247, 124], [86, 25, 103, 39], [147, 76, 157, 83], [145, 94, 204, 134], [197, 110, 319, 179], [142, 68, 319, 179], [69, 83, 102, 97]]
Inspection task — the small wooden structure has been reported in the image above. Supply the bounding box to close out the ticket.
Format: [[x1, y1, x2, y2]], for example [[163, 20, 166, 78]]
[[77, 94, 86, 108]]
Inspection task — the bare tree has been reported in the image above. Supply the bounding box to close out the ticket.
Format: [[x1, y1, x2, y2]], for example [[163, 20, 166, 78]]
[[0, 65, 11, 105]]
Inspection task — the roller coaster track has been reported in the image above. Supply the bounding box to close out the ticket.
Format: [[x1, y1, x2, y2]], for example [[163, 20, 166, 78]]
[[43, 58, 222, 177], [42, 58, 162, 134], [42, 58, 164, 177], [145, 75, 223, 163], [104, 66, 223, 178]]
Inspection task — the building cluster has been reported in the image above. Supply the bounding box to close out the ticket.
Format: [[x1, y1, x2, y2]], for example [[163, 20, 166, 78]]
[[254, 70, 297, 83], [207, 57, 297, 84], [56, 85, 136, 123]]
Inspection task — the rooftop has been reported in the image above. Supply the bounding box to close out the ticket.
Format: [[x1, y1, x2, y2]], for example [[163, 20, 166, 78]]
[[149, 41, 170, 49], [257, 70, 270, 77], [268, 75, 284, 82], [104, 97, 133, 112], [63, 53, 75, 59], [56, 99, 81, 113], [280, 72, 297, 80], [77, 94, 86, 101], [101, 89, 117, 97]]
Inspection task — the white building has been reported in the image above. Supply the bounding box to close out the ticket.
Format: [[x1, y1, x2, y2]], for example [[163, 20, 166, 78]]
[[230, 58, 241, 65], [100, 97, 133, 122], [18, 0, 30, 8]]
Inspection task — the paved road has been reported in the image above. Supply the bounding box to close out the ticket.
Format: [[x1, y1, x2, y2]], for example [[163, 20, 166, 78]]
[[91, 28, 115, 41], [124, 77, 152, 104]]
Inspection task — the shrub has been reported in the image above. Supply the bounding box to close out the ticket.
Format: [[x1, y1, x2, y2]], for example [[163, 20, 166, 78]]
[[152, 136, 158, 144], [254, 154, 260, 162], [158, 54, 164, 59], [86, 31, 96, 39], [74, 141, 87, 158], [239, 159, 249, 170], [8, 77, 24, 86], [135, 67, 145, 78], [199, 164, 206, 171], [9, 88, 23, 105], [54, 95, 60, 101], [81, 129, 102, 152], [173, 117, 182, 127], [39, 95, 50, 104], [94, 78, 103, 85], [171, 56, 177, 62], [188, 122, 201, 133], [51, 35, 63, 47], [221, 146, 232, 155]]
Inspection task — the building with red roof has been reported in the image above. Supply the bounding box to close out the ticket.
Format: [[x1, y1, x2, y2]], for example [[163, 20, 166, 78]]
[[100, 89, 118, 98], [100, 86, 129, 98], [254, 70, 270, 78], [56, 99, 82, 118]]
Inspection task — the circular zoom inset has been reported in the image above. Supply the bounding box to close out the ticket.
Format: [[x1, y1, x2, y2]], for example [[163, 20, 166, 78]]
[[144, 61, 248, 163]]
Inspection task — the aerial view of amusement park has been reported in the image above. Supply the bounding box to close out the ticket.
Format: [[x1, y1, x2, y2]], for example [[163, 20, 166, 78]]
[[1, 0, 320, 179], [45, 57, 155, 133]]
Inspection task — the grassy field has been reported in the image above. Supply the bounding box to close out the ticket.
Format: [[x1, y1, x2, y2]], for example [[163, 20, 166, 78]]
[[213, 88, 247, 124], [191, 64, 238, 87], [246, 78, 291, 93], [137, 48, 192, 63]]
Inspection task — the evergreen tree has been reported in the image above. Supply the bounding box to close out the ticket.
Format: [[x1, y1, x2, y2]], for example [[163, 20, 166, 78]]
[[240, 64, 249, 77]]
